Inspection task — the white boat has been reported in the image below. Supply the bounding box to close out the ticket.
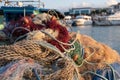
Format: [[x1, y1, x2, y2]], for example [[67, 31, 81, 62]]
[[64, 16, 73, 24], [72, 15, 92, 26], [93, 11, 120, 26]]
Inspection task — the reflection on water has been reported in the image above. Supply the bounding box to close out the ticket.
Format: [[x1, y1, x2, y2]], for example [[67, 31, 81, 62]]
[[70, 25, 120, 53]]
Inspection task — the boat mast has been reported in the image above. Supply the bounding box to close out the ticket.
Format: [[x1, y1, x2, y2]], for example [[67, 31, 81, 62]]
[[38, 0, 40, 8], [0, 0, 45, 8]]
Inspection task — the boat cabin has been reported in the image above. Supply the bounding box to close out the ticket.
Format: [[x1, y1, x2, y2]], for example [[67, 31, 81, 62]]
[[75, 15, 91, 20], [1, 6, 65, 24], [1, 6, 38, 23]]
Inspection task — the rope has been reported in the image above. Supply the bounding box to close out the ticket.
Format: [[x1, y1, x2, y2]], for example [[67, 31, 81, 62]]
[[10, 27, 30, 42], [105, 62, 117, 80], [47, 9, 59, 19], [41, 30, 78, 46], [81, 71, 108, 80], [34, 41, 65, 58], [81, 62, 118, 80], [14, 33, 28, 43], [60, 43, 75, 53], [32, 68, 41, 80]]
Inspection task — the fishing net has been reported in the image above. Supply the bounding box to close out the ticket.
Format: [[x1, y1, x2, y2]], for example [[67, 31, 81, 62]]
[[0, 12, 120, 80], [0, 30, 120, 80], [0, 31, 83, 80], [0, 58, 80, 80], [0, 58, 42, 80]]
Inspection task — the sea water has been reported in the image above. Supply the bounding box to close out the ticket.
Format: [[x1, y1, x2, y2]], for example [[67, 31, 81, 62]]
[[70, 25, 120, 54]]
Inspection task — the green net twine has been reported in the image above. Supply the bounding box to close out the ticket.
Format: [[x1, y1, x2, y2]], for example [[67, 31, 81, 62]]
[[69, 40, 84, 65]]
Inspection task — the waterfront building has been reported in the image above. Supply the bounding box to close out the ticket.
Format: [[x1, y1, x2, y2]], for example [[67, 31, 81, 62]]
[[69, 7, 93, 16]]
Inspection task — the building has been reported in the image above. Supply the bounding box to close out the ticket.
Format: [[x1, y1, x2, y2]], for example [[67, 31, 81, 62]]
[[69, 7, 93, 16]]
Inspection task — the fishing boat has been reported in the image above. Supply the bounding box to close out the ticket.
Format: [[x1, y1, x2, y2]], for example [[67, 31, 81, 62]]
[[93, 11, 120, 26], [0, 0, 65, 44], [72, 15, 92, 26], [0, 0, 65, 26]]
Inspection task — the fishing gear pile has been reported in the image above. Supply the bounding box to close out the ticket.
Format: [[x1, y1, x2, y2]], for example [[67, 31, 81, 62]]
[[0, 13, 120, 80]]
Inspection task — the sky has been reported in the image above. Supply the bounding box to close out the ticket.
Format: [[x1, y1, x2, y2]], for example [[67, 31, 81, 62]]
[[1, 0, 120, 12], [42, 0, 120, 11]]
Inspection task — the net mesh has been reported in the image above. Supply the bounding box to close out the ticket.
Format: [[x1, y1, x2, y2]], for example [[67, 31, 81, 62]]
[[0, 31, 82, 80], [0, 30, 119, 80]]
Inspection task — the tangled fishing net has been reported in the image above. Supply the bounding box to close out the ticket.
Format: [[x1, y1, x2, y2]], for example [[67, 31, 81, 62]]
[[0, 31, 82, 80], [0, 12, 120, 80]]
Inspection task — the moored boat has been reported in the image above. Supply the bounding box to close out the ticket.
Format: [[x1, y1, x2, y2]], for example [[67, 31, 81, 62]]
[[0, 0, 65, 26], [93, 11, 120, 26], [0, 0, 65, 43], [72, 15, 92, 26]]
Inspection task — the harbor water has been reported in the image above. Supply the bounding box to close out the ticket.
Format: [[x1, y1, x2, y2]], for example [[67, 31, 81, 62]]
[[70, 25, 120, 54]]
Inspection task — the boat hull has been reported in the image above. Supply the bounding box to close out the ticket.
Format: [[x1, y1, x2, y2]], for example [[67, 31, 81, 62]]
[[94, 20, 120, 26], [72, 19, 92, 26], [93, 11, 120, 26]]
